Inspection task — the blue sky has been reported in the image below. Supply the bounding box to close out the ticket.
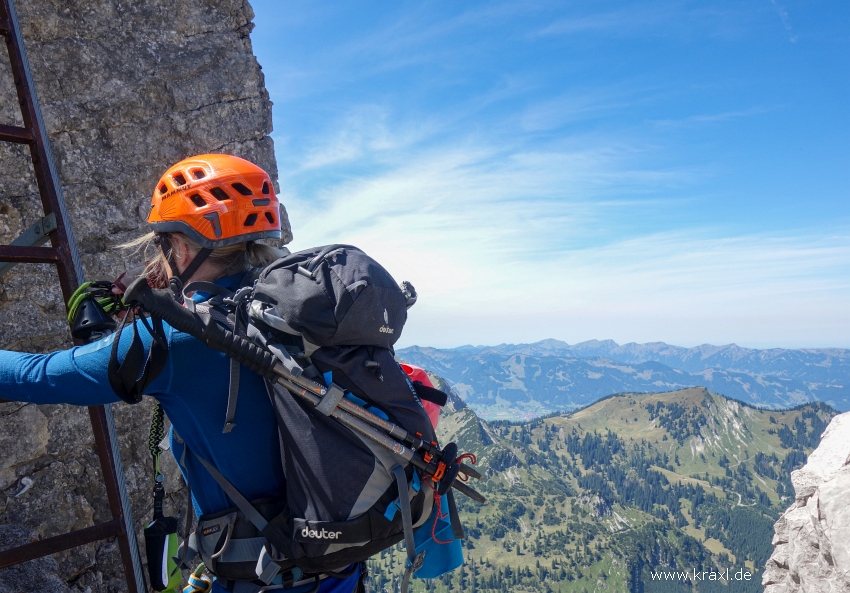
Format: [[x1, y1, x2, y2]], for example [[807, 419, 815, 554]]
[[249, 0, 850, 349]]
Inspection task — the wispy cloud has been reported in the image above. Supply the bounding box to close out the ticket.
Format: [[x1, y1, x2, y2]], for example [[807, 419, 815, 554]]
[[397, 228, 850, 349], [533, 5, 675, 38], [284, 133, 692, 255], [297, 106, 437, 170], [769, 0, 798, 43], [520, 86, 641, 132], [281, 120, 850, 349], [531, 3, 759, 41], [650, 106, 772, 128]]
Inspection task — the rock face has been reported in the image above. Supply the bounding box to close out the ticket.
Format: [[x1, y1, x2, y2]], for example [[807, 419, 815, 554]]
[[0, 524, 75, 593], [763, 412, 850, 592], [0, 1, 287, 591]]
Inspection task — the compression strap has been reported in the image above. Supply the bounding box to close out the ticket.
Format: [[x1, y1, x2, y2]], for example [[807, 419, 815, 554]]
[[392, 465, 424, 593]]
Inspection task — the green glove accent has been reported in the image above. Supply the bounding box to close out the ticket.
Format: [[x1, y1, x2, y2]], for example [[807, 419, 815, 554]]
[[66, 281, 127, 323], [66, 282, 94, 323]]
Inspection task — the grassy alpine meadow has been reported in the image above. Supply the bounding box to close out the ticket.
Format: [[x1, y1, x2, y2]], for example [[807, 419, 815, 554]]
[[366, 379, 835, 592]]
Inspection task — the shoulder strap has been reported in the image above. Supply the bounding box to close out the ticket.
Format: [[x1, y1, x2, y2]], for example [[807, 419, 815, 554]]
[[222, 303, 249, 433], [182, 281, 234, 312], [174, 441, 195, 573], [184, 275, 259, 433]]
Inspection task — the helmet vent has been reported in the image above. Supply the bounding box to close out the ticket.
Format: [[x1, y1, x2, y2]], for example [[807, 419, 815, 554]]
[[231, 183, 253, 196], [244, 213, 258, 226], [189, 194, 207, 208], [252, 198, 270, 206], [262, 181, 270, 195], [265, 212, 275, 224], [192, 170, 206, 180], [159, 184, 167, 195], [210, 187, 230, 201], [173, 173, 187, 186], [203, 213, 223, 238]]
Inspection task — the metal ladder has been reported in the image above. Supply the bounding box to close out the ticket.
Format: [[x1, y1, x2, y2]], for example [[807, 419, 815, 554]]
[[0, 0, 145, 590]]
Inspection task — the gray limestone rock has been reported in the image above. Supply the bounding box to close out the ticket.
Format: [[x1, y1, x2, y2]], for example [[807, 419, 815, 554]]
[[763, 412, 850, 593], [0, 0, 286, 590], [0, 524, 75, 593], [0, 403, 49, 491]]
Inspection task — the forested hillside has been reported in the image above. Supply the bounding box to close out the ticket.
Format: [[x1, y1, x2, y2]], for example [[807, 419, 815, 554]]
[[366, 385, 836, 592]]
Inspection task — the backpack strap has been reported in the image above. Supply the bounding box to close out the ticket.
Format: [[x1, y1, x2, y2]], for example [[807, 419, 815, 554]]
[[184, 446, 302, 587], [223, 356, 241, 433], [174, 440, 197, 573], [391, 465, 424, 593], [220, 288, 255, 432], [183, 279, 254, 433], [182, 281, 234, 312], [412, 381, 448, 407], [190, 451, 268, 532], [445, 489, 465, 540]]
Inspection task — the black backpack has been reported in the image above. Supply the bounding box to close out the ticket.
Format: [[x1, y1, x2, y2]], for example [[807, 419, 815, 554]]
[[121, 244, 483, 592]]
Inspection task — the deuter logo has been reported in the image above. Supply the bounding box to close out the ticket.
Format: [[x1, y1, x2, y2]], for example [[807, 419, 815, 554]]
[[379, 308, 394, 334], [301, 526, 343, 540]]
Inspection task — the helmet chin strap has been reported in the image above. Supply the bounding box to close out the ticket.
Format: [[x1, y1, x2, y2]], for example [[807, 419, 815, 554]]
[[155, 233, 213, 302]]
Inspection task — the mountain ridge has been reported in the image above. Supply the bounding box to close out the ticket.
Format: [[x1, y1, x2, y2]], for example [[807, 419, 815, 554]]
[[410, 338, 849, 369], [398, 339, 850, 418]]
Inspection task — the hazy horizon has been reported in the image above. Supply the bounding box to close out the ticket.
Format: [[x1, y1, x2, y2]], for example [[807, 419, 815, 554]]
[[395, 337, 850, 352]]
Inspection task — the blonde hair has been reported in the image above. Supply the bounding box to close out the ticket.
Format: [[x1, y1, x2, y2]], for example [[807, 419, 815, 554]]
[[122, 231, 284, 287]]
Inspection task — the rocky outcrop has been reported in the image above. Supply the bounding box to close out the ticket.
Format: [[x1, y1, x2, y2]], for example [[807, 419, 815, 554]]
[[0, 524, 74, 593], [0, 1, 287, 591], [763, 412, 850, 592]]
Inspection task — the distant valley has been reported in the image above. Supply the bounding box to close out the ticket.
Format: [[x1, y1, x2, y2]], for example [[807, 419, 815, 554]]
[[398, 339, 850, 419]]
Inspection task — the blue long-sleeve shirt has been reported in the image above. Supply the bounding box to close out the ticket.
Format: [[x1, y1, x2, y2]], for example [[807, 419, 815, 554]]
[[0, 275, 359, 593]]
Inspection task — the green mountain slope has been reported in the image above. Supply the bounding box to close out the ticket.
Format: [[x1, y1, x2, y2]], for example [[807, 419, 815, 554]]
[[366, 384, 836, 592]]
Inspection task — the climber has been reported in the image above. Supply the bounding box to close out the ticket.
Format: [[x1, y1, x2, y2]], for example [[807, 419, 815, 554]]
[[0, 154, 363, 593]]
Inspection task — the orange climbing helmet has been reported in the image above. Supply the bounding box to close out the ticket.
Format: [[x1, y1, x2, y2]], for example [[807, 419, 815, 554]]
[[147, 154, 281, 248]]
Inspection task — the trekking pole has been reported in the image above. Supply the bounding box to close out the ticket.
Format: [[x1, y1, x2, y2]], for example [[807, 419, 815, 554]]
[[124, 278, 487, 504], [275, 368, 482, 481], [272, 373, 486, 503]]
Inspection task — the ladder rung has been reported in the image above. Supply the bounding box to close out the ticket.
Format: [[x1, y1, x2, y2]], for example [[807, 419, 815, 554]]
[[0, 245, 60, 263], [0, 123, 33, 144], [0, 518, 125, 568]]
